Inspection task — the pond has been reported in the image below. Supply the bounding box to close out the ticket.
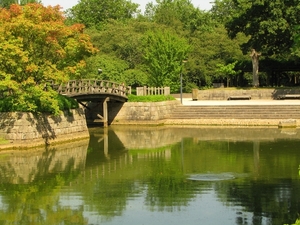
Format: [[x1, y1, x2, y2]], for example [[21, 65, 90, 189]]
[[0, 126, 299, 225]]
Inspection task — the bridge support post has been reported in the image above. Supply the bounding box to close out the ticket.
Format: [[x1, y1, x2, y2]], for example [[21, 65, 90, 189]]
[[104, 128, 108, 157], [103, 97, 109, 127]]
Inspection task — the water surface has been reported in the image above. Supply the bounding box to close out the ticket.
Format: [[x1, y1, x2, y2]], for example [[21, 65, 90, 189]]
[[0, 126, 299, 225]]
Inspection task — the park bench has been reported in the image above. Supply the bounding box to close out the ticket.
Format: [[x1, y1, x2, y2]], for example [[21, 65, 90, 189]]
[[277, 94, 300, 100], [228, 95, 251, 100]]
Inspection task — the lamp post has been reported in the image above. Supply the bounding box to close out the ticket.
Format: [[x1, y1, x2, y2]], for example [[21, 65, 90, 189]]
[[180, 60, 187, 104], [180, 71, 183, 104]]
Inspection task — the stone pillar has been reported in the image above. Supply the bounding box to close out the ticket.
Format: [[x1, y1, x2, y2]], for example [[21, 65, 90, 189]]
[[103, 97, 109, 127]]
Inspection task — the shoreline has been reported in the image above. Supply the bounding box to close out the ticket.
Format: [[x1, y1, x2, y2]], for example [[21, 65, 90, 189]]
[[2, 98, 300, 149]]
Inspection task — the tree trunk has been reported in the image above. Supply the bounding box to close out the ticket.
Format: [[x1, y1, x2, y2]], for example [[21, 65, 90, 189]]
[[250, 49, 261, 87]]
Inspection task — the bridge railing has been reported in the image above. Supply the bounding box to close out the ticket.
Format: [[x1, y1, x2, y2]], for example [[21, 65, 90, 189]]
[[52, 79, 131, 97], [136, 86, 170, 96]]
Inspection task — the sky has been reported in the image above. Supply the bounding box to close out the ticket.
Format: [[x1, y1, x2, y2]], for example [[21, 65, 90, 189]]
[[41, 0, 214, 12]]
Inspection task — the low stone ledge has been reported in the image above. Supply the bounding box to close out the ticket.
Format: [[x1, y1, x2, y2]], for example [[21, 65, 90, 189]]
[[278, 119, 297, 128], [111, 118, 300, 127], [164, 118, 300, 127], [0, 108, 89, 149]]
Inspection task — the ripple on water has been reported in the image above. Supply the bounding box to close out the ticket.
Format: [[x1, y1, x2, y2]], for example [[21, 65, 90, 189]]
[[187, 173, 236, 181]]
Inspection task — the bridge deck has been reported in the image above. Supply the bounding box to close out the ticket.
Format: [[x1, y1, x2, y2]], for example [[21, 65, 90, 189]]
[[52, 79, 130, 102]]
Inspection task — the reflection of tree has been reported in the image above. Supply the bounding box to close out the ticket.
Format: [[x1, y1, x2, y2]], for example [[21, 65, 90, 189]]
[[144, 143, 196, 211], [85, 179, 133, 218], [1, 130, 299, 224], [75, 137, 300, 224], [214, 179, 300, 225], [0, 143, 87, 224], [0, 170, 85, 224], [200, 139, 300, 225], [253, 141, 260, 178]]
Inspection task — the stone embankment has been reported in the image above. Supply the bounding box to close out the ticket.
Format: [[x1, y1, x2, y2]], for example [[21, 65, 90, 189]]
[[166, 104, 300, 127], [110, 101, 300, 127], [109, 88, 300, 127], [195, 88, 300, 100], [86, 100, 180, 125], [0, 108, 89, 149]]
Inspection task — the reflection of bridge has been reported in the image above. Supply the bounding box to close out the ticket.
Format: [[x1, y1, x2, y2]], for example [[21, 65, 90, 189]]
[[53, 79, 131, 127]]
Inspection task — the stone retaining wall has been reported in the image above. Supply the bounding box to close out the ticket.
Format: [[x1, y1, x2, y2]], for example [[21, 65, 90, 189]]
[[164, 118, 300, 127], [197, 89, 300, 100], [87, 99, 300, 127], [0, 108, 89, 149], [110, 100, 180, 125]]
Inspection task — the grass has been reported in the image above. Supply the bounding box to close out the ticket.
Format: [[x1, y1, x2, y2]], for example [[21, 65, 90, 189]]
[[0, 137, 9, 145], [128, 94, 176, 102]]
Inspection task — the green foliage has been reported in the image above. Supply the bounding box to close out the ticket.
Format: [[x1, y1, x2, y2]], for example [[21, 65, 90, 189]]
[[66, 0, 139, 29], [284, 219, 300, 225], [293, 25, 300, 57], [215, 61, 240, 86], [0, 3, 96, 115], [127, 94, 175, 102], [146, 0, 214, 33], [0, 136, 9, 144], [216, 61, 238, 77], [0, 93, 78, 114], [187, 25, 247, 87], [63, 0, 300, 91], [225, 0, 300, 55], [0, 0, 39, 8], [142, 29, 190, 92]]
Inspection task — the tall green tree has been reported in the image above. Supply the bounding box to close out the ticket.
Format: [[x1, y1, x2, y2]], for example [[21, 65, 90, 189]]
[[145, 0, 213, 33], [187, 24, 248, 88], [210, 0, 239, 24], [142, 29, 190, 92], [0, 0, 39, 8], [225, 0, 300, 56], [66, 0, 139, 29]]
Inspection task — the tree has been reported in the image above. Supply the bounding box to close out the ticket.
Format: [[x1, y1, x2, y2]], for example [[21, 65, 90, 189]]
[[0, 3, 97, 115], [0, 0, 39, 8], [145, 0, 212, 33], [215, 61, 239, 87], [187, 24, 248, 88], [225, 0, 300, 56], [210, 0, 239, 24], [84, 20, 153, 87], [142, 29, 190, 92], [66, 0, 139, 29], [250, 49, 261, 87]]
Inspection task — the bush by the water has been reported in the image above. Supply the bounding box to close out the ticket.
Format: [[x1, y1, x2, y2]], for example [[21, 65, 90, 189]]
[[128, 95, 176, 102], [0, 94, 78, 115]]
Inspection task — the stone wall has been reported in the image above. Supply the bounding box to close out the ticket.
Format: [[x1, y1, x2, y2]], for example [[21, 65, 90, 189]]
[[0, 108, 89, 149], [111, 100, 180, 124], [197, 88, 300, 100], [86, 100, 180, 125]]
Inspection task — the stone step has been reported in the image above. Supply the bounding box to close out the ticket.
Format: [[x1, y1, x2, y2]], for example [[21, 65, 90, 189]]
[[169, 105, 300, 119], [170, 115, 300, 119], [174, 105, 300, 109]]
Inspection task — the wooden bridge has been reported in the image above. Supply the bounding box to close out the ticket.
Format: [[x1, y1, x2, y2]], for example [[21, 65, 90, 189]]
[[52, 79, 131, 127]]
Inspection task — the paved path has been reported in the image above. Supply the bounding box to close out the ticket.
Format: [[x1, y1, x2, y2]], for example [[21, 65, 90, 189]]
[[176, 98, 300, 106]]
